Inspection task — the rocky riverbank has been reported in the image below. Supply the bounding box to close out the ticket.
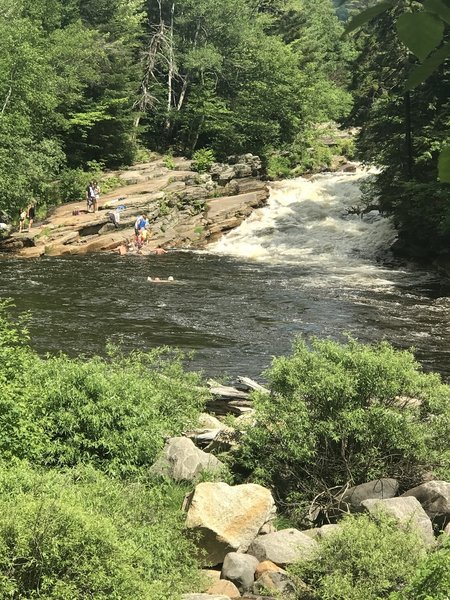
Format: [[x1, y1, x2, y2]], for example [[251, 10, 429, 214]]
[[151, 378, 450, 599], [0, 154, 269, 258]]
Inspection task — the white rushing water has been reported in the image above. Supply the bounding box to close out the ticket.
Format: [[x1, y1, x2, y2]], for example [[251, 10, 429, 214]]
[[211, 168, 401, 290]]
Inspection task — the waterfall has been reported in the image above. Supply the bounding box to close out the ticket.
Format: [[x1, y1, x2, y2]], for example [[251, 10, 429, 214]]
[[210, 168, 400, 289]]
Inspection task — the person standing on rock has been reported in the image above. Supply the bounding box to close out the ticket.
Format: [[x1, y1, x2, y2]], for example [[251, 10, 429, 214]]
[[86, 182, 96, 213], [18, 209, 26, 233], [134, 213, 148, 237], [93, 181, 100, 212], [27, 204, 35, 231]]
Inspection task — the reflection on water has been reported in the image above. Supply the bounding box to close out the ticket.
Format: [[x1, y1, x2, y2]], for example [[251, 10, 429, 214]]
[[1, 169, 450, 379]]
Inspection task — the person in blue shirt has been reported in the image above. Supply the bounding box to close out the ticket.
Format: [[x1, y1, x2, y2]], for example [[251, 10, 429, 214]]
[[134, 213, 148, 236]]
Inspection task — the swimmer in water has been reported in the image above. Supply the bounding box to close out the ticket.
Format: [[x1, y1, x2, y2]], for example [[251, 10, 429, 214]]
[[147, 276, 174, 282]]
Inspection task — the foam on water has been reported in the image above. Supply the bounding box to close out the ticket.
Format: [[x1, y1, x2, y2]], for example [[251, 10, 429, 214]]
[[210, 168, 400, 288]]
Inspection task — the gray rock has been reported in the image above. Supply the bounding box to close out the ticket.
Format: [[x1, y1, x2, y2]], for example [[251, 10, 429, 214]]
[[402, 481, 450, 527], [185, 482, 276, 566], [247, 529, 318, 566], [221, 552, 259, 592], [150, 437, 224, 482], [361, 497, 435, 545], [340, 478, 398, 512], [340, 478, 399, 511], [302, 524, 340, 540]]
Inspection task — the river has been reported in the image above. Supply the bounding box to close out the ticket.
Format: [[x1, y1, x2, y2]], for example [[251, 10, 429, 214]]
[[1, 168, 450, 379]]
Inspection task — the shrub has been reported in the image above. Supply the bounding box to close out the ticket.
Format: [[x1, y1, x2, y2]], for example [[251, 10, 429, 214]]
[[291, 512, 427, 600], [390, 535, 450, 600], [0, 462, 203, 599], [233, 338, 450, 523], [267, 153, 292, 179], [163, 152, 176, 170], [0, 304, 208, 475], [191, 148, 216, 173]]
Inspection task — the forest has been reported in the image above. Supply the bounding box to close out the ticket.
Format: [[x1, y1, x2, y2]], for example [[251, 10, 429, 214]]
[[1, 0, 450, 257]]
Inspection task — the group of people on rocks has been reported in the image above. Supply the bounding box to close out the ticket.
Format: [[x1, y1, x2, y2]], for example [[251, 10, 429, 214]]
[[18, 204, 35, 233]]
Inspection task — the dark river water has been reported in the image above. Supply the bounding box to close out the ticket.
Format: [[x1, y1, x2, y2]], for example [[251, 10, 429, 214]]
[[1, 170, 450, 379]]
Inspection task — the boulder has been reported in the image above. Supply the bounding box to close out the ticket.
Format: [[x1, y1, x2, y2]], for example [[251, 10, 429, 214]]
[[150, 437, 224, 482], [207, 580, 241, 599], [340, 478, 399, 511], [254, 561, 285, 579], [253, 572, 297, 596], [201, 569, 221, 590], [198, 413, 227, 430], [185, 482, 276, 566], [221, 552, 259, 592], [247, 529, 318, 566], [361, 497, 435, 545], [402, 481, 450, 527], [302, 524, 340, 540]]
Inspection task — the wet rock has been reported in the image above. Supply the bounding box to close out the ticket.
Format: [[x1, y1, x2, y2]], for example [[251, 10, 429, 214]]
[[150, 437, 224, 482], [185, 482, 276, 566], [247, 529, 318, 566]]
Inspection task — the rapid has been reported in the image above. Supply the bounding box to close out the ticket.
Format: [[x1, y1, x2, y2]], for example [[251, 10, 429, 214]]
[[1, 168, 450, 378]]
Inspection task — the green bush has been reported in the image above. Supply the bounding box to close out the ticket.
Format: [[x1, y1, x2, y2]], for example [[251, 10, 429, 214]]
[[0, 462, 203, 599], [267, 153, 292, 179], [233, 338, 450, 522], [191, 148, 216, 173], [163, 152, 176, 170], [0, 304, 208, 475], [390, 535, 450, 600], [291, 513, 427, 600]]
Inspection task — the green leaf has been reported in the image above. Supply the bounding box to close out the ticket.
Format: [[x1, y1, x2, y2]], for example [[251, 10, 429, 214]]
[[406, 42, 450, 89], [438, 146, 450, 182], [344, 1, 393, 35], [396, 12, 444, 61], [424, 0, 450, 25]]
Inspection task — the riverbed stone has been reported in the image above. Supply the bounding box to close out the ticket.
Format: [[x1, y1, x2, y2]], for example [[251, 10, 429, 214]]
[[340, 478, 399, 511], [207, 580, 241, 598], [402, 481, 450, 527], [253, 572, 297, 596], [302, 524, 340, 540], [221, 552, 259, 592], [247, 529, 318, 566], [150, 437, 224, 482], [185, 482, 276, 566], [361, 497, 435, 545], [254, 561, 285, 579]]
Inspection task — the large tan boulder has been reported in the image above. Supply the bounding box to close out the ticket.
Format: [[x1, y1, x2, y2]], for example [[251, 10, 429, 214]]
[[361, 497, 435, 545], [185, 482, 276, 566], [247, 529, 318, 566], [402, 481, 450, 526], [207, 580, 241, 599]]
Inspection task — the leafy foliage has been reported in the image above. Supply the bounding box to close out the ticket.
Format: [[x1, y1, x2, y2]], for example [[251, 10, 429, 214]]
[[390, 535, 450, 600], [291, 512, 427, 600], [233, 338, 450, 522], [191, 148, 216, 173], [0, 462, 202, 599], [0, 304, 208, 475]]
